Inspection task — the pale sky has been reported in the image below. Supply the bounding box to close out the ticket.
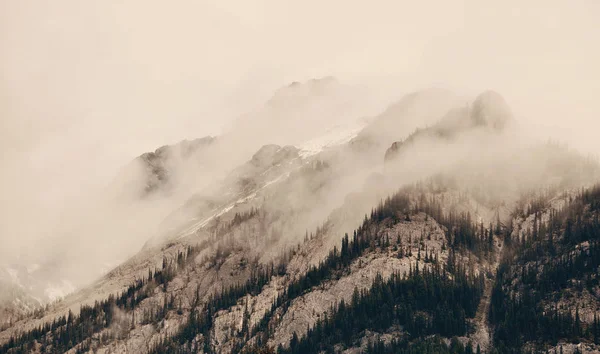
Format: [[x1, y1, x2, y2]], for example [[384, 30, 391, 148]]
[[2, 1, 599, 159], [1, 0, 599, 261]]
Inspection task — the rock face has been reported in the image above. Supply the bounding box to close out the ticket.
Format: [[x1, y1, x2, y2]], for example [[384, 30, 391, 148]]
[[249, 145, 299, 169], [265, 213, 450, 350], [134, 136, 217, 196]]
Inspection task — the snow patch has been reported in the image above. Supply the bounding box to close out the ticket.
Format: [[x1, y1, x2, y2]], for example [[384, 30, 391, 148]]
[[177, 173, 290, 239], [298, 119, 366, 158]]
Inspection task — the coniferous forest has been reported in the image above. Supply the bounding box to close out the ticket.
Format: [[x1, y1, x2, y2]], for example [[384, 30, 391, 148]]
[[489, 185, 600, 353], [3, 183, 600, 353]]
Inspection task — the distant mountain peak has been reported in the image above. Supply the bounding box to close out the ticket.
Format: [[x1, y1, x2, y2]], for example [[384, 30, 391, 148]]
[[267, 76, 341, 106], [114, 136, 217, 198], [383, 90, 514, 163], [351, 87, 462, 151], [469, 90, 513, 131]]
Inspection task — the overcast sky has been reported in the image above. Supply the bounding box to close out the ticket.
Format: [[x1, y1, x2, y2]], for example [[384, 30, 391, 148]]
[[1, 0, 599, 261]]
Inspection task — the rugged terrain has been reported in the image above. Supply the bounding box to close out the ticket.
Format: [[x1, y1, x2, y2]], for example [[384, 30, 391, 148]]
[[2, 82, 600, 353]]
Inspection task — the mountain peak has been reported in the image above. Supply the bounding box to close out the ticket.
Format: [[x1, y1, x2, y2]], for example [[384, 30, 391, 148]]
[[470, 90, 513, 130], [286, 76, 337, 88], [383, 90, 514, 164], [350, 88, 463, 154], [268, 76, 341, 106]]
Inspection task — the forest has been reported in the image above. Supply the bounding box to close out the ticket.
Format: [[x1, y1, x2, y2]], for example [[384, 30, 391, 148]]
[[489, 185, 600, 353], [1, 182, 507, 354]]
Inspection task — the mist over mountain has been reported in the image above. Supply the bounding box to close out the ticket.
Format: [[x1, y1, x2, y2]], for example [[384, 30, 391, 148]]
[[2, 82, 600, 353], [0, 77, 377, 315], [2, 1, 600, 353]]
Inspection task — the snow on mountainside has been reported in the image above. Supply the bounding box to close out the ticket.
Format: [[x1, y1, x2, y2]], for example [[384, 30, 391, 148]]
[[0, 77, 378, 324], [0, 82, 408, 331], [298, 118, 370, 158], [115, 77, 375, 200], [160, 118, 372, 248]]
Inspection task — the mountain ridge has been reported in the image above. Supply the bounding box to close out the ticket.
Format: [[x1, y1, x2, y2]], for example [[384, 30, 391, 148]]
[[2, 87, 600, 354]]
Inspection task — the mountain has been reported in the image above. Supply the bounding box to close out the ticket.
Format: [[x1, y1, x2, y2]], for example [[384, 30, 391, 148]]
[[383, 90, 514, 164], [352, 88, 464, 153], [490, 186, 600, 353], [120, 77, 379, 200], [0, 77, 377, 323], [133, 136, 217, 196], [2, 87, 600, 354]]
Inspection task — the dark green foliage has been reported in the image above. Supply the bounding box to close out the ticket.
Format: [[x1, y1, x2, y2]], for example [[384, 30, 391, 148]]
[[148, 260, 285, 354], [416, 192, 498, 257], [358, 336, 471, 354], [246, 185, 486, 353], [282, 335, 473, 354], [278, 184, 491, 311], [280, 264, 483, 354], [2, 181, 494, 354], [490, 184, 600, 352]]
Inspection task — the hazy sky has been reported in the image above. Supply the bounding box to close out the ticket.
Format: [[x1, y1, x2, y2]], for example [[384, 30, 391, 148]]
[[1, 0, 599, 261]]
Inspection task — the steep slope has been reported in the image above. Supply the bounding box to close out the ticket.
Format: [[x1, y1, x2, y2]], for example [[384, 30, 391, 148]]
[[489, 186, 600, 353], [0, 77, 381, 322], [0, 135, 381, 350], [3, 88, 600, 354], [0, 180, 503, 354], [121, 77, 379, 201]]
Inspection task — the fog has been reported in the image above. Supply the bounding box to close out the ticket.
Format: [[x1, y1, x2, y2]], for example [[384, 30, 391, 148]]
[[1, 1, 599, 297]]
